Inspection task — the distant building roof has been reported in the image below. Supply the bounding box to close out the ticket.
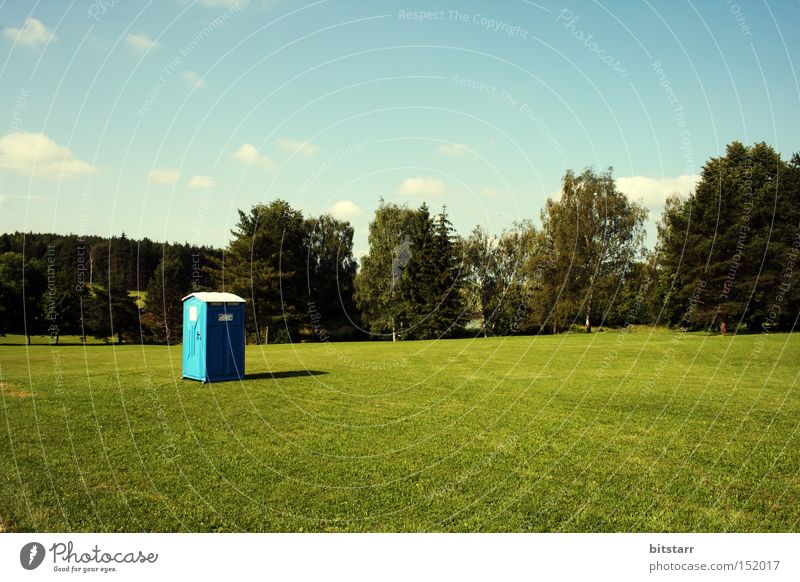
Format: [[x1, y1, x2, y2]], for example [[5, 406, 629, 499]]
[[181, 292, 245, 303]]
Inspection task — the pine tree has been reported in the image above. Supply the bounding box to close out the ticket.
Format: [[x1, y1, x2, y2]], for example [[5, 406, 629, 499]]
[[88, 279, 140, 343], [658, 142, 800, 331], [399, 203, 438, 339], [395, 205, 465, 339], [430, 206, 464, 337], [225, 200, 306, 343]]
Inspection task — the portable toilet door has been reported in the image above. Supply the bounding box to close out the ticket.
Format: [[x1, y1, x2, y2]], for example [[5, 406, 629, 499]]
[[181, 292, 246, 382], [181, 295, 206, 381]]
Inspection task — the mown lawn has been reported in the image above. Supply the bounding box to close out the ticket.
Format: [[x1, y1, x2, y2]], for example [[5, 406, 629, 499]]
[[1, 330, 798, 532]]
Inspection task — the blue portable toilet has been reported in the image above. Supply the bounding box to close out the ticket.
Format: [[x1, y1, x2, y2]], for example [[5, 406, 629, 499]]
[[181, 292, 246, 382]]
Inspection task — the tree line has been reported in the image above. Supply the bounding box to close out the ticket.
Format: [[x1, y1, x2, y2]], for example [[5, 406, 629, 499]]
[[1, 141, 798, 345], [0, 232, 220, 344]]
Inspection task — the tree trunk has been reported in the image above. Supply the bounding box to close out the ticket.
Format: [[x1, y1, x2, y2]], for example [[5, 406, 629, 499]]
[[585, 287, 593, 333]]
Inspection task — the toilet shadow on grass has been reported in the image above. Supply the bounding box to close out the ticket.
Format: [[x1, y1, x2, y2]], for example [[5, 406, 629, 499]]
[[246, 370, 327, 380]]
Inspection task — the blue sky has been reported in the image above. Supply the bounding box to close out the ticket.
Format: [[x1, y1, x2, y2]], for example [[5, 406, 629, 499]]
[[1, 0, 798, 256]]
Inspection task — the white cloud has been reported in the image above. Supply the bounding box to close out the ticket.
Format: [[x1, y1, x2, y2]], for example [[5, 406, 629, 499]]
[[148, 168, 180, 184], [3, 18, 56, 48], [0, 195, 6, 206], [182, 70, 206, 90], [481, 187, 500, 199], [0, 131, 97, 180], [230, 143, 276, 171], [277, 139, 319, 157], [398, 177, 446, 197], [188, 175, 214, 189], [329, 200, 362, 221], [437, 143, 475, 158], [126, 33, 159, 53], [616, 174, 700, 210]]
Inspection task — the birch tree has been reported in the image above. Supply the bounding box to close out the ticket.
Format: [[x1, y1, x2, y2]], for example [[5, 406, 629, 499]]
[[540, 168, 647, 332]]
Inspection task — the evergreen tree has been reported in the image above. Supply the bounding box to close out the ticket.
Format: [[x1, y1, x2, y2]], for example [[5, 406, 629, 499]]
[[399, 203, 440, 339], [429, 207, 464, 336], [0, 252, 24, 338], [0, 252, 47, 343], [658, 142, 800, 330], [87, 280, 140, 343], [392, 205, 465, 339], [225, 200, 306, 343], [46, 289, 85, 344]]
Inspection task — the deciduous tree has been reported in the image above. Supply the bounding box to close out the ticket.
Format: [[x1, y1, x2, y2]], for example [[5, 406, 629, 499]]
[[538, 168, 647, 333]]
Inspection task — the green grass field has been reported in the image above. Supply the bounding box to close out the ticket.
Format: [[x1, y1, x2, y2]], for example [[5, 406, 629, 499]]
[[1, 330, 798, 532]]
